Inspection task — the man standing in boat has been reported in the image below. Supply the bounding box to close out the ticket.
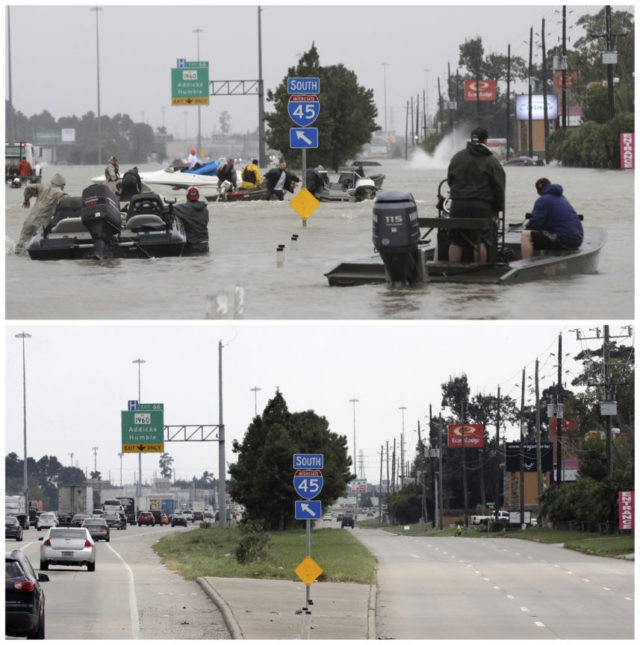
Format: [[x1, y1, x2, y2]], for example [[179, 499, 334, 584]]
[[521, 177, 583, 259], [264, 161, 300, 201], [446, 127, 505, 263], [105, 156, 120, 193], [15, 173, 67, 254], [216, 158, 238, 196]]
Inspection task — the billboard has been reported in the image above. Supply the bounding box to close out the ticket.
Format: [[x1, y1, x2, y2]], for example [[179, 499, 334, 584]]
[[464, 79, 497, 101], [447, 424, 484, 448], [515, 94, 558, 120], [505, 442, 553, 472]]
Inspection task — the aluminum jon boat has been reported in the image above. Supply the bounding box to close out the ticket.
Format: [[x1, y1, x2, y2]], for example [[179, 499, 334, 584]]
[[325, 186, 606, 287]]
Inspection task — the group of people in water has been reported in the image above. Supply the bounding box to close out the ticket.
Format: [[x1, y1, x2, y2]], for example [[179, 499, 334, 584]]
[[13, 135, 583, 261]]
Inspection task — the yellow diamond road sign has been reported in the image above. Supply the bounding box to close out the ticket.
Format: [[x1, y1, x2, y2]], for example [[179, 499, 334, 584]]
[[294, 555, 323, 586], [290, 187, 320, 221]]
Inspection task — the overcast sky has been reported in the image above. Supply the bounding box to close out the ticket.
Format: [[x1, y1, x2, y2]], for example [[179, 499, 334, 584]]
[[5, 322, 632, 488], [5, 2, 612, 142]]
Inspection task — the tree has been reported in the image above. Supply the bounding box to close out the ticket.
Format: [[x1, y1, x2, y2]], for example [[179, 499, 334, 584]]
[[264, 44, 378, 171], [159, 453, 174, 479], [229, 390, 353, 530]]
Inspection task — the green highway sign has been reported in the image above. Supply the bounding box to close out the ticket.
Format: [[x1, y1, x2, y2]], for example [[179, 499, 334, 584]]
[[121, 408, 164, 453], [171, 60, 209, 106]]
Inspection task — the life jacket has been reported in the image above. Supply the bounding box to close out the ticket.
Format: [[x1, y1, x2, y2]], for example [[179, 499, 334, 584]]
[[242, 166, 256, 184]]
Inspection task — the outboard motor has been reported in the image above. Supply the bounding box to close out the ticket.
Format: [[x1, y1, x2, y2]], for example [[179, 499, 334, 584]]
[[80, 184, 122, 258], [372, 190, 421, 286]]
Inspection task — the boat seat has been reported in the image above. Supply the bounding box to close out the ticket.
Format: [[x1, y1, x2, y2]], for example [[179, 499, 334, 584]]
[[127, 192, 164, 217], [49, 217, 87, 234], [126, 214, 166, 229]]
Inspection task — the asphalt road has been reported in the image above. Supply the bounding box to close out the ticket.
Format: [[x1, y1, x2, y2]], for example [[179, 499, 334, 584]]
[[6, 524, 230, 640], [354, 527, 634, 639]]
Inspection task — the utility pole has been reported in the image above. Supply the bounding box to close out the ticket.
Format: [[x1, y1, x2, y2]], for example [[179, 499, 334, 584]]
[[257, 6, 266, 167], [535, 359, 544, 498], [218, 340, 227, 529], [506, 44, 511, 161], [461, 401, 468, 528], [574, 325, 633, 476], [349, 399, 359, 477], [495, 386, 502, 515], [519, 369, 526, 526], [561, 5, 567, 128], [132, 358, 145, 498], [528, 26, 533, 158], [555, 334, 563, 485], [541, 18, 550, 164]]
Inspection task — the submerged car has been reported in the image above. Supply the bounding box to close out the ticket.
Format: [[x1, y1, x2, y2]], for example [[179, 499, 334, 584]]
[[82, 518, 110, 542], [5, 516, 23, 541], [5, 550, 49, 639], [39, 527, 96, 571]]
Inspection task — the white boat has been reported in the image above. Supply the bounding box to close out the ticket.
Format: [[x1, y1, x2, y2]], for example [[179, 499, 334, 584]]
[[91, 161, 224, 191]]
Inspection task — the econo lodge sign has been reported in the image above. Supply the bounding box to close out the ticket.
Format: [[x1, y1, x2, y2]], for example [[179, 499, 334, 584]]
[[447, 424, 485, 448]]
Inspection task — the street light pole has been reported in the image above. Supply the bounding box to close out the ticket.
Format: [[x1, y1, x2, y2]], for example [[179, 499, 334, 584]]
[[381, 62, 389, 134], [398, 406, 407, 486], [15, 332, 31, 523], [118, 452, 124, 488], [90, 6, 103, 165], [257, 6, 266, 167], [132, 358, 146, 497], [349, 399, 359, 477], [250, 386, 261, 416]]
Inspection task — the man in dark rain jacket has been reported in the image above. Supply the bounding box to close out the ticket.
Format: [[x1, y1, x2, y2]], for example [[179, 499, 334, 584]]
[[446, 127, 506, 262], [173, 186, 210, 253]]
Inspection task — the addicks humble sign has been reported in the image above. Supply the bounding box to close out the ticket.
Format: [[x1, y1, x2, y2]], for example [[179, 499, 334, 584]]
[[447, 424, 485, 448]]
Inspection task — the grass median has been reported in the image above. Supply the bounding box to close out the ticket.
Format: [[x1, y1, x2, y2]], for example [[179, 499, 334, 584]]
[[153, 524, 377, 584]]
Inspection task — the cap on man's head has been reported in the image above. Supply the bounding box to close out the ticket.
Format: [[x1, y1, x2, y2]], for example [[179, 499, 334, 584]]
[[187, 186, 200, 201], [470, 127, 489, 143], [535, 177, 551, 193]]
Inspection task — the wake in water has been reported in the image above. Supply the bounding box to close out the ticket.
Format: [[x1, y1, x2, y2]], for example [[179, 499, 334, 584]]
[[408, 125, 473, 170]]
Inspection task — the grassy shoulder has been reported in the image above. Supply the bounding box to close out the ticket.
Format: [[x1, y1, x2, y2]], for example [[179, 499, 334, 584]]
[[153, 524, 376, 585], [358, 518, 634, 558]]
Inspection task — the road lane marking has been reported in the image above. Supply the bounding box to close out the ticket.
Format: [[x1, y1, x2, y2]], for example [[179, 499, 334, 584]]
[[106, 543, 140, 639], [535, 621, 545, 627], [520, 606, 529, 613]]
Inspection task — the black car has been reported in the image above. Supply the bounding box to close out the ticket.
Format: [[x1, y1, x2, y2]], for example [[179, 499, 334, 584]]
[[5, 516, 23, 541], [5, 550, 49, 639], [341, 513, 355, 528]]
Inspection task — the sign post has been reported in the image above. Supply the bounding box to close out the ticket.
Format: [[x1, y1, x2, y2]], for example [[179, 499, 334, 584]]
[[287, 78, 320, 228], [293, 453, 324, 628]]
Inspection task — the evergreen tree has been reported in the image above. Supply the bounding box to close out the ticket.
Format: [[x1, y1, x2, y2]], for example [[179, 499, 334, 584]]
[[264, 44, 378, 171], [229, 390, 353, 530]]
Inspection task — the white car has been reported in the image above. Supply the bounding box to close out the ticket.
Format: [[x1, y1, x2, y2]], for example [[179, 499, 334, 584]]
[[39, 527, 96, 571], [36, 512, 58, 531]]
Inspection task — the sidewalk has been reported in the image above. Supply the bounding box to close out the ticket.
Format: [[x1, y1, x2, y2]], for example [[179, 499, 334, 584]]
[[198, 577, 376, 640]]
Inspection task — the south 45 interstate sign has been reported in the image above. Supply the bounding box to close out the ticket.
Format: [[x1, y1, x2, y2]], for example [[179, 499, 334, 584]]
[[293, 469, 323, 500]]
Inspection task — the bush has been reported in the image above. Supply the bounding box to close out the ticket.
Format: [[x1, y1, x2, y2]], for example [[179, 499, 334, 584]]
[[235, 520, 270, 564]]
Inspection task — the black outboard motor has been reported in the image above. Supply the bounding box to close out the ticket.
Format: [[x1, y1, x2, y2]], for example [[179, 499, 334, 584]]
[[80, 184, 122, 258], [372, 190, 421, 286]]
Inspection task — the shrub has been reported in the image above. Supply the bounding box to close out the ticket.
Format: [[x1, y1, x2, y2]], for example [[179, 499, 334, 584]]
[[235, 520, 270, 564]]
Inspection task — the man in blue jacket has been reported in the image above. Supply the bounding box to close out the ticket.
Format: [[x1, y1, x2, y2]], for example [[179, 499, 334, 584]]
[[521, 177, 583, 259]]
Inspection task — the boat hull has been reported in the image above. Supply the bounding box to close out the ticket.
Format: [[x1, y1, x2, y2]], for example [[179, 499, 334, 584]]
[[325, 226, 606, 286]]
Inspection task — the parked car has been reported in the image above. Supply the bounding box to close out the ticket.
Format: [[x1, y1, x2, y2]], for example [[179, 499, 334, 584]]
[[137, 511, 155, 527], [341, 513, 355, 528], [36, 512, 58, 531], [5, 516, 24, 542], [39, 527, 96, 572], [70, 513, 91, 527], [81, 518, 110, 542], [5, 550, 49, 639], [170, 512, 188, 527]]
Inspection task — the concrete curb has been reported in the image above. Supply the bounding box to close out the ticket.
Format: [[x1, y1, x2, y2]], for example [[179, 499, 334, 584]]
[[367, 584, 377, 639], [197, 577, 244, 639]]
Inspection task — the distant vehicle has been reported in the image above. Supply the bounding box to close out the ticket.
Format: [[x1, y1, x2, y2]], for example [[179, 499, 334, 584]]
[[57, 485, 93, 526], [102, 499, 124, 513], [149, 510, 166, 526], [36, 512, 58, 531], [336, 513, 344, 523], [81, 518, 110, 542], [137, 511, 155, 527], [192, 511, 204, 522], [5, 494, 30, 529], [170, 512, 188, 527], [503, 155, 544, 167], [341, 513, 355, 528], [39, 527, 96, 572], [183, 509, 194, 522], [5, 516, 23, 541], [70, 513, 91, 527], [115, 497, 136, 524], [5, 142, 43, 187], [104, 511, 127, 530], [5, 549, 49, 639]]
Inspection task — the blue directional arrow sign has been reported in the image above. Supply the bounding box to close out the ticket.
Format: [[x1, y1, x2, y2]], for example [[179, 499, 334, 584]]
[[295, 500, 322, 520], [290, 128, 319, 149], [288, 95, 320, 127], [293, 470, 323, 500]]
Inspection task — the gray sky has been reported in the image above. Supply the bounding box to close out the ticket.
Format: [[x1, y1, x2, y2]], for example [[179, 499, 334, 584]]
[[5, 2, 611, 141], [5, 322, 631, 487]]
